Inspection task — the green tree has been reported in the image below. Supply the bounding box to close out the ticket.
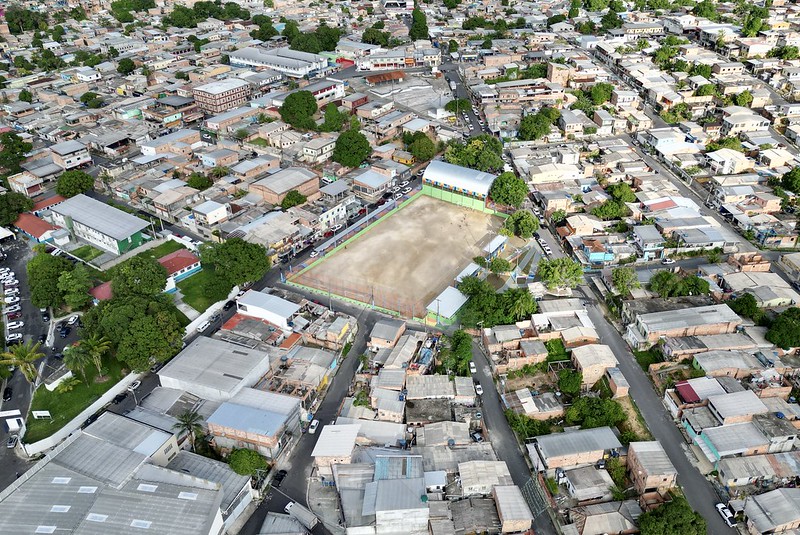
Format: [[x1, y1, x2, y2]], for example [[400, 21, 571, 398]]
[[550, 209, 567, 223], [444, 135, 503, 172], [639, 497, 706, 535], [0, 132, 33, 174], [449, 40, 458, 53], [694, 84, 717, 97], [649, 270, 680, 297], [409, 8, 429, 40], [28, 253, 72, 309], [279, 90, 317, 130], [0, 341, 44, 386], [503, 287, 537, 320], [81, 333, 112, 377], [117, 57, 136, 74], [333, 129, 371, 167], [489, 172, 528, 207], [727, 292, 759, 319], [200, 237, 269, 286], [320, 103, 345, 132], [589, 82, 614, 104], [600, 10, 623, 30], [591, 200, 627, 220], [63, 344, 93, 383], [408, 135, 436, 162], [56, 170, 94, 198], [537, 258, 583, 289], [362, 26, 390, 46], [187, 173, 213, 190], [57, 264, 93, 309], [766, 307, 800, 349], [565, 396, 626, 428], [18, 89, 33, 103], [505, 409, 551, 439], [172, 410, 205, 452], [111, 256, 168, 298], [281, 190, 307, 210], [488, 256, 512, 274], [611, 266, 640, 295], [558, 369, 582, 396], [0, 192, 33, 226], [228, 448, 268, 475], [503, 210, 539, 238], [519, 113, 553, 141], [734, 90, 753, 107], [606, 182, 637, 203], [210, 166, 230, 178], [117, 311, 183, 370], [782, 166, 800, 194], [444, 98, 470, 114]]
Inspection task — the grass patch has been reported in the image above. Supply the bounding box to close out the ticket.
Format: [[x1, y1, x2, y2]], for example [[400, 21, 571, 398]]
[[136, 240, 187, 262], [71, 245, 104, 262], [545, 477, 559, 495], [342, 341, 353, 357], [545, 339, 569, 362], [24, 358, 126, 443], [248, 137, 268, 147], [176, 269, 230, 313], [633, 349, 663, 371]]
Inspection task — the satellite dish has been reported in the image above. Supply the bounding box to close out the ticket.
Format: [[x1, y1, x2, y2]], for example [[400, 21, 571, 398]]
[[447, 438, 455, 447]]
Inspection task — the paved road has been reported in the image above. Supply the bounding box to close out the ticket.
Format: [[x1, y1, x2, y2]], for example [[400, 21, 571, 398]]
[[441, 62, 483, 137], [577, 283, 730, 535], [471, 341, 557, 535]]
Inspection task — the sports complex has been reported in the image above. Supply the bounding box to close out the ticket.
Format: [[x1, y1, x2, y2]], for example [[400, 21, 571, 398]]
[[289, 160, 506, 322]]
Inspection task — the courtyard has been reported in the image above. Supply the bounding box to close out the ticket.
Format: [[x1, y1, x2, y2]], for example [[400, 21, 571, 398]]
[[293, 195, 503, 316]]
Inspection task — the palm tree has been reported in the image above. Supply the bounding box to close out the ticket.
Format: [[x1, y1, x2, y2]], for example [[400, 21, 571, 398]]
[[505, 287, 536, 321], [80, 334, 112, 377], [210, 166, 230, 178], [0, 341, 44, 386], [63, 346, 92, 383], [172, 410, 204, 452]]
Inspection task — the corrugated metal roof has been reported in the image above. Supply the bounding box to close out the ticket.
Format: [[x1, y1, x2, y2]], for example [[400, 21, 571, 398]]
[[422, 160, 497, 197]]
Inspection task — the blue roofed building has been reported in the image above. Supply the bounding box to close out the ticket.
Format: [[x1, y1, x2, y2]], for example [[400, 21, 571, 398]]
[[207, 388, 301, 459]]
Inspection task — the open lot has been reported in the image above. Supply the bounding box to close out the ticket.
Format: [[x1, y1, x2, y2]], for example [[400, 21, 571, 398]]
[[296, 195, 502, 315]]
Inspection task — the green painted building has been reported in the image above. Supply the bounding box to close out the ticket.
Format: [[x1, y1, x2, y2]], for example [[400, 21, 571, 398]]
[[421, 160, 499, 214]]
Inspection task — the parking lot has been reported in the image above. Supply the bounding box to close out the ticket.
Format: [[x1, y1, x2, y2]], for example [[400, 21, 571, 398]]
[[297, 195, 503, 315]]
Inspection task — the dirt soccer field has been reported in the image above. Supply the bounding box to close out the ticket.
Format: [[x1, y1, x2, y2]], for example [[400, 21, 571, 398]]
[[299, 195, 503, 313]]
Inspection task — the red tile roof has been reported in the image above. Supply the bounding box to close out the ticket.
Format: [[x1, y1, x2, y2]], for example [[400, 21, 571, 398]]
[[89, 281, 113, 301], [647, 199, 677, 212], [32, 195, 67, 212], [675, 381, 701, 404], [14, 213, 57, 238], [157, 249, 200, 275]]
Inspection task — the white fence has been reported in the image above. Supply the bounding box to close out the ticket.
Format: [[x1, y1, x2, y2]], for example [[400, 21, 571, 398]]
[[22, 372, 141, 457]]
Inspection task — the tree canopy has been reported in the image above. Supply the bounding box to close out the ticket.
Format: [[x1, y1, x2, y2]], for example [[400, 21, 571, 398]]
[[333, 129, 371, 168], [0, 132, 33, 175], [0, 192, 33, 226], [117, 57, 136, 75], [228, 448, 268, 475], [281, 190, 307, 210], [409, 8, 429, 40], [459, 277, 537, 327], [518, 107, 561, 141], [439, 330, 473, 376], [639, 497, 706, 535], [111, 256, 168, 298], [558, 369, 582, 396], [187, 173, 213, 191], [766, 307, 800, 349], [489, 172, 528, 208], [727, 292, 761, 321], [649, 271, 710, 298], [56, 170, 95, 198], [200, 237, 269, 286], [611, 266, 640, 295], [27, 252, 73, 309], [444, 99, 470, 114], [537, 258, 583, 289], [606, 182, 636, 203], [781, 166, 800, 194], [502, 210, 539, 238], [444, 135, 503, 172], [565, 397, 626, 428], [57, 264, 93, 309], [279, 91, 317, 130]]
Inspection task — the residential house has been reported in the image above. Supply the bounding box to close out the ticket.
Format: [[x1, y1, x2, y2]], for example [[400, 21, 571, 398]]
[[571, 344, 618, 388], [627, 441, 678, 495]]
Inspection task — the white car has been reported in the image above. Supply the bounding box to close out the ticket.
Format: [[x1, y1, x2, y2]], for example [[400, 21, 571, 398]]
[[716, 503, 735, 528], [400, 180, 409, 187], [474, 384, 484, 396], [197, 320, 211, 332], [67, 315, 79, 325], [469, 362, 477, 374], [4, 305, 20, 314], [309, 251, 319, 258], [4, 288, 19, 296], [309, 419, 320, 434], [4, 280, 18, 287], [331, 224, 343, 232], [661, 257, 676, 265], [402, 187, 412, 194], [6, 333, 22, 342], [128, 380, 141, 391], [4, 296, 19, 304], [7, 321, 24, 330], [394, 193, 403, 200]]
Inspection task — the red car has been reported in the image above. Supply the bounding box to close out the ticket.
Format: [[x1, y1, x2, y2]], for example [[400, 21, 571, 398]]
[[358, 208, 367, 215], [376, 198, 387, 206], [323, 230, 334, 238], [6, 312, 21, 320]]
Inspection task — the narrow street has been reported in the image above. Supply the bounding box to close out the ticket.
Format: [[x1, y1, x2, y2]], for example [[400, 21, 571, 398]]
[[578, 284, 731, 534]]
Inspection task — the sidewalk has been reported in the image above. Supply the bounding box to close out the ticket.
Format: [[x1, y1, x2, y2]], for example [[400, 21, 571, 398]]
[[306, 472, 345, 535]]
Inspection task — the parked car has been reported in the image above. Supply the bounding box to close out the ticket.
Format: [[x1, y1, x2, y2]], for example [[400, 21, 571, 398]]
[[469, 362, 477, 374], [470, 432, 483, 443], [59, 327, 71, 338], [6, 333, 22, 342], [6, 312, 20, 320], [661, 257, 676, 265], [37, 334, 46, 344], [393, 193, 403, 200], [4, 280, 19, 287], [41, 311, 50, 322], [150, 362, 164, 373], [4, 296, 19, 304], [6, 435, 18, 449], [400, 180, 409, 187], [67, 315, 79, 325], [7, 321, 24, 330], [309, 419, 320, 434], [4, 288, 19, 296], [128, 380, 141, 391], [402, 187, 412, 194], [223, 300, 235, 311], [474, 384, 483, 396], [716, 503, 735, 528], [4, 305, 20, 314], [197, 321, 211, 332], [331, 224, 343, 232], [309, 251, 319, 258], [3, 387, 12, 401], [112, 393, 128, 404]]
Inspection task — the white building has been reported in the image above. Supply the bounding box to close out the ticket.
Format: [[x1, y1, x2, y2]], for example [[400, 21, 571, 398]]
[[228, 47, 327, 78], [236, 289, 302, 331]]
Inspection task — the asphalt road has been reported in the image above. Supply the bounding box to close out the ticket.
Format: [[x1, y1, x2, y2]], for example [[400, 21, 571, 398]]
[[577, 283, 730, 535], [471, 341, 557, 535], [441, 62, 484, 137]]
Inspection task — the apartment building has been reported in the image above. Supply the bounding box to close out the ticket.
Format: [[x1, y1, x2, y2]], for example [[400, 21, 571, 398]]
[[50, 140, 92, 170], [625, 304, 743, 350], [192, 78, 252, 114]]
